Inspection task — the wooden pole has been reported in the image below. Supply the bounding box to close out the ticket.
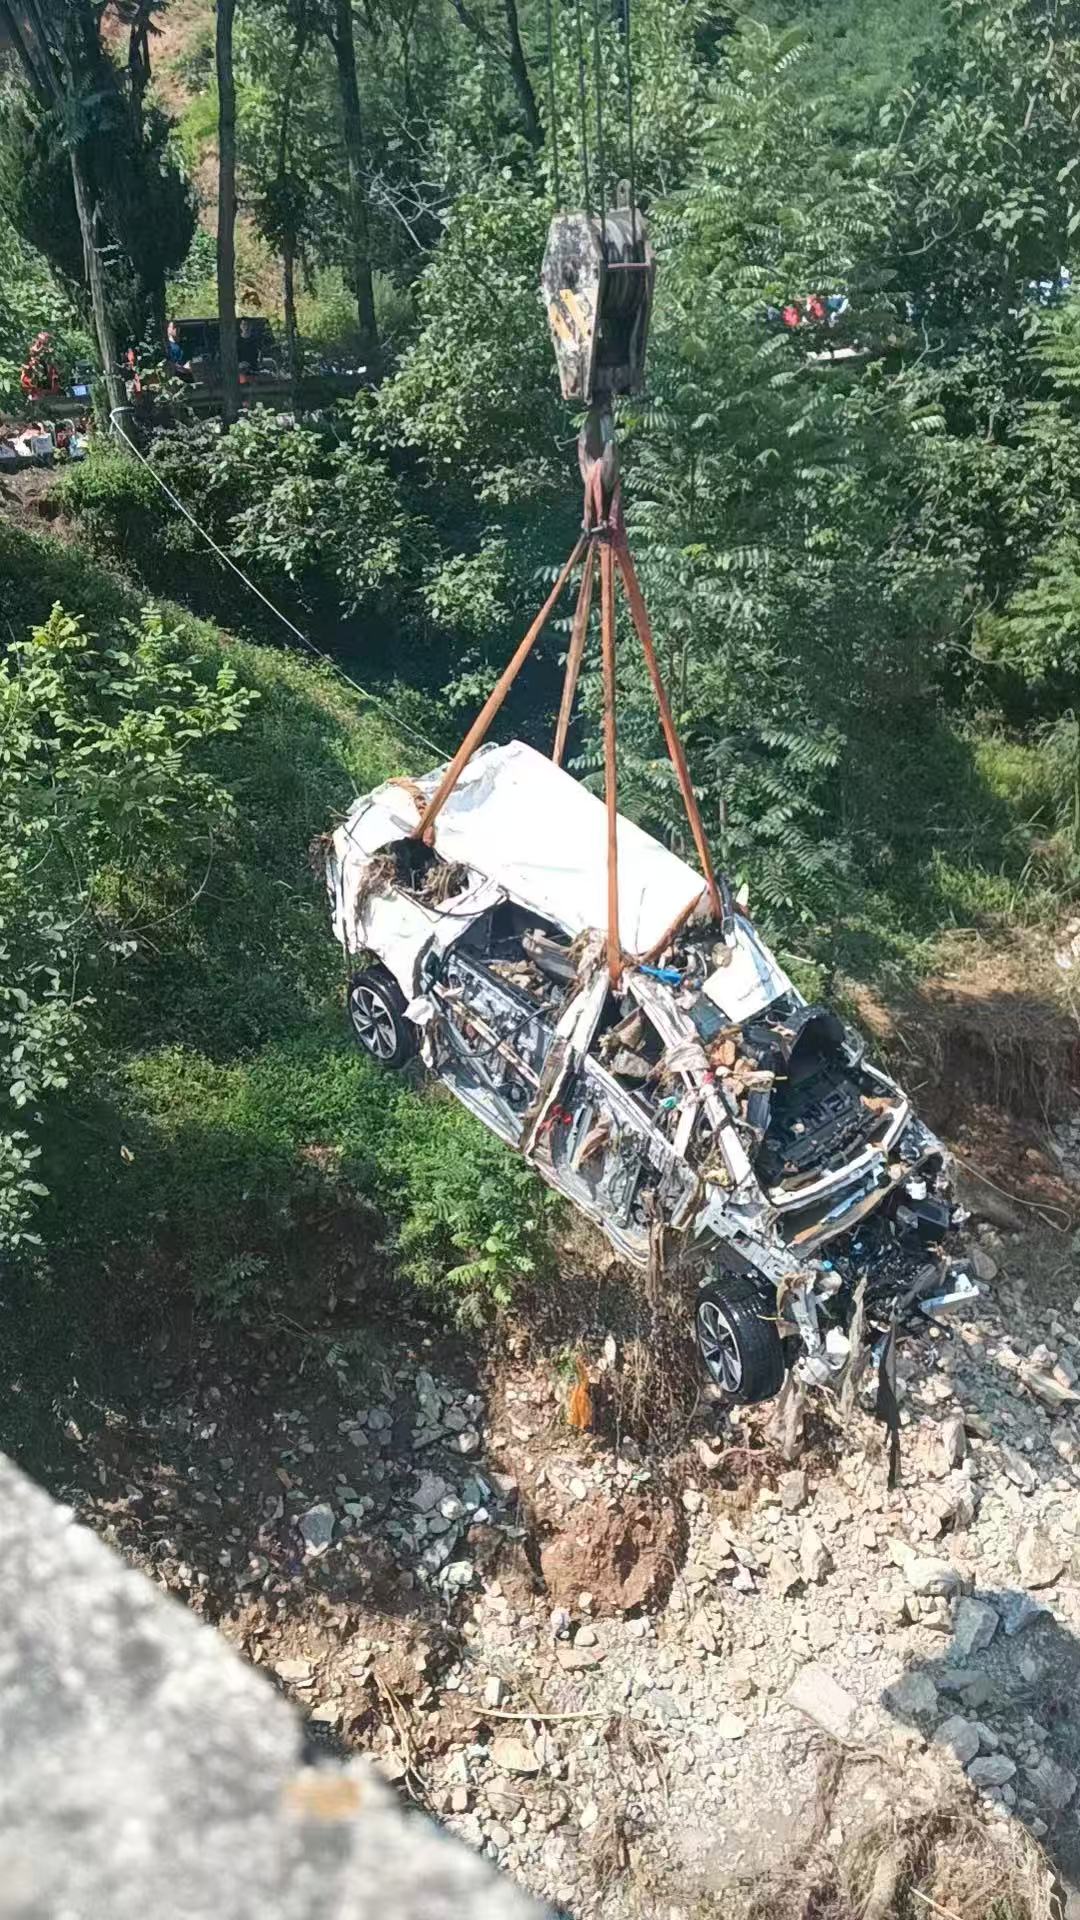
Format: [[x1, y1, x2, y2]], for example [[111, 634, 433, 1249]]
[[614, 531, 724, 924], [600, 537, 621, 987], [552, 542, 596, 767], [216, 0, 240, 426], [414, 534, 587, 841], [69, 153, 128, 428], [12, 0, 129, 432]]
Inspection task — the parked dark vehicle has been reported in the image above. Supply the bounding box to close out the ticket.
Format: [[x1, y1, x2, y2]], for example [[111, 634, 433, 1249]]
[[170, 316, 276, 376]]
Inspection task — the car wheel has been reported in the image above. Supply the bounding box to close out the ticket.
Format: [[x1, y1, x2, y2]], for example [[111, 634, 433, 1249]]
[[695, 1272, 786, 1405], [347, 968, 416, 1069]]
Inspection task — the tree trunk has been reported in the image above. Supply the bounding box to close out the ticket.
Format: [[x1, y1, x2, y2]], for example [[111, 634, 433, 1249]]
[[0, 0, 48, 97], [330, 0, 379, 373], [69, 150, 128, 424], [6, 0, 128, 430], [150, 276, 168, 356], [282, 241, 299, 382], [216, 0, 240, 426], [446, 0, 540, 149], [276, 18, 305, 387], [128, 13, 151, 125], [501, 0, 540, 148]]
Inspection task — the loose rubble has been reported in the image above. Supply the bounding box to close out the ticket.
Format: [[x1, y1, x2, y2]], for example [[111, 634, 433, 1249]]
[[51, 1198, 1080, 1918]]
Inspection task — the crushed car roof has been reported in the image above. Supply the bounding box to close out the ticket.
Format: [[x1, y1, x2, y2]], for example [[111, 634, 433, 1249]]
[[335, 739, 707, 954]]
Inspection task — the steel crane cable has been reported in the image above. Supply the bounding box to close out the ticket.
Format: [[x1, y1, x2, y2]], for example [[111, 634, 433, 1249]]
[[544, 0, 561, 208], [589, 0, 606, 253], [545, 0, 638, 254], [571, 0, 592, 220], [620, 0, 639, 251]]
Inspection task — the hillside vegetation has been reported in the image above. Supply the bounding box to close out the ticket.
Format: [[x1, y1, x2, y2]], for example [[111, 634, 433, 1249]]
[[4, 0, 1080, 1413], [0, 520, 546, 1462]]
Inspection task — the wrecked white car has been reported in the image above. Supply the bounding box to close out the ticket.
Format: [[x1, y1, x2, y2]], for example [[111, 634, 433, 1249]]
[[327, 741, 975, 1405]]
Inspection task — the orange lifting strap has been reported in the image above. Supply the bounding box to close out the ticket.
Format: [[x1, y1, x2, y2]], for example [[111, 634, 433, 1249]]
[[413, 200, 723, 986]]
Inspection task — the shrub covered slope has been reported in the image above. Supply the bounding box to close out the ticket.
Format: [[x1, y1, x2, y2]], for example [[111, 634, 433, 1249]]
[[0, 520, 546, 1462]]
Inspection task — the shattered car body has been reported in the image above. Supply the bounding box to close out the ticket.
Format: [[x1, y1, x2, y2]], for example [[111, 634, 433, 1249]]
[[327, 742, 976, 1404]]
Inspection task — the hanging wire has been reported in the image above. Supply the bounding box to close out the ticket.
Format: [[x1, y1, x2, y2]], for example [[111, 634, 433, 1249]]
[[621, 0, 638, 251], [589, 0, 606, 245], [544, 0, 561, 209], [572, 0, 591, 219], [107, 410, 450, 764]]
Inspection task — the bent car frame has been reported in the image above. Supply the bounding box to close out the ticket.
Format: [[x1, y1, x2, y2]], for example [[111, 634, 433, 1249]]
[[327, 741, 976, 1405]]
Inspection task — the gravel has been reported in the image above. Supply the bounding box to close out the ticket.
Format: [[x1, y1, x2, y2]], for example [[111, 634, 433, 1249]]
[[58, 1212, 1080, 1919]]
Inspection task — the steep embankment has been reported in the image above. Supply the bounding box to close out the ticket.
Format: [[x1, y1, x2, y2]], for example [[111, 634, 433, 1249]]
[[0, 517, 546, 1470]]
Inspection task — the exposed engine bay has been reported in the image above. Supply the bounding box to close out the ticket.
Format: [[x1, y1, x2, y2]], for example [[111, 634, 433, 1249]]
[[327, 742, 977, 1405]]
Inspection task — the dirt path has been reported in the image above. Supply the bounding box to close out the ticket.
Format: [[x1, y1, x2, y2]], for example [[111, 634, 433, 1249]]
[[0, 463, 64, 538]]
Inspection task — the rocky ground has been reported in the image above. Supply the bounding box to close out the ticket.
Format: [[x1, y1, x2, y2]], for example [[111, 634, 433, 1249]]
[[51, 1183, 1080, 1919]]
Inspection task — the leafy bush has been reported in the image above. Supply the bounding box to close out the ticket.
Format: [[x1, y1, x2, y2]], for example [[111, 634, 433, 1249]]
[[65, 1032, 547, 1322], [0, 521, 551, 1352], [0, 599, 251, 1250]]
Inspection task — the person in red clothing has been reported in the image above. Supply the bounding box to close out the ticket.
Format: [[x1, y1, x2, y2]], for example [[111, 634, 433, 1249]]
[[20, 331, 60, 399], [782, 301, 802, 329], [806, 293, 827, 324]]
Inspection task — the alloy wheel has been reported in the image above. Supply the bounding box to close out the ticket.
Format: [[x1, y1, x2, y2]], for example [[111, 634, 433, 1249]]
[[696, 1298, 744, 1393], [349, 983, 399, 1060]]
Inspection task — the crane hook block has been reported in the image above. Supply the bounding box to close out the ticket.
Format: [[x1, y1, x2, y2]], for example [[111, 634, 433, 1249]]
[[541, 207, 655, 405]]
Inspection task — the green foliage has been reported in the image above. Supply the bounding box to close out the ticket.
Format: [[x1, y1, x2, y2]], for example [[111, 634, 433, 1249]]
[[0, 521, 548, 1340], [62, 1030, 546, 1321], [881, 0, 1080, 342], [751, 0, 943, 139], [178, 76, 220, 169], [0, 598, 251, 1250], [28, 0, 1080, 991], [0, 202, 81, 405], [0, 27, 197, 351], [166, 225, 218, 312], [378, 173, 557, 491], [224, 407, 423, 612]]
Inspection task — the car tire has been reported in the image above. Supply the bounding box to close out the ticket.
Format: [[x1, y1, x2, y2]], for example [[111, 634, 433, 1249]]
[[695, 1272, 786, 1405], [347, 967, 417, 1069]]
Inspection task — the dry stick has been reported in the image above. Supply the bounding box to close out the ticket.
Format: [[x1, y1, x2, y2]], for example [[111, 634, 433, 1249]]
[[909, 1889, 962, 1920], [951, 1149, 1072, 1232], [412, 534, 587, 842], [375, 1673, 430, 1806], [640, 884, 708, 965], [440, 1700, 615, 1722], [600, 536, 621, 986], [552, 541, 596, 766], [615, 529, 724, 924]]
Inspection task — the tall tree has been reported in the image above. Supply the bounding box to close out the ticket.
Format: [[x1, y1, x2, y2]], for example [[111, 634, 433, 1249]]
[[110, 0, 166, 342], [246, 0, 315, 379], [325, 0, 379, 370], [216, 0, 241, 424], [1, 0, 128, 422], [0, 0, 193, 361], [445, 0, 541, 147]]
